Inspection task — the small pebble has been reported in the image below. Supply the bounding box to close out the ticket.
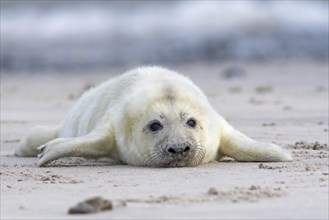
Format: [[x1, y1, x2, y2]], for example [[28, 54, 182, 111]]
[[256, 85, 273, 94], [207, 187, 219, 195], [249, 185, 258, 190], [68, 197, 112, 214], [222, 66, 247, 79]]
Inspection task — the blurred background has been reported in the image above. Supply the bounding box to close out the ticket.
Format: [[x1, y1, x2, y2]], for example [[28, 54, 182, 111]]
[[1, 0, 328, 74]]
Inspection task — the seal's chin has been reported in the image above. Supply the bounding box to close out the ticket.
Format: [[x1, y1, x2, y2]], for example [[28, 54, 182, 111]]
[[145, 156, 200, 168], [166, 160, 189, 167], [163, 158, 201, 167]]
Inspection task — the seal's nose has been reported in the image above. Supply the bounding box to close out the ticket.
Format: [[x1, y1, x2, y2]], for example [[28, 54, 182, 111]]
[[167, 144, 191, 155]]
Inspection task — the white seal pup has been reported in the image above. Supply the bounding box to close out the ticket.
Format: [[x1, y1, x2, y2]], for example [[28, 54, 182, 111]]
[[15, 66, 292, 167]]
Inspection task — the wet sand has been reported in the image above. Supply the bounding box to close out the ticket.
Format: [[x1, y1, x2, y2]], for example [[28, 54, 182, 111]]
[[1, 61, 328, 219]]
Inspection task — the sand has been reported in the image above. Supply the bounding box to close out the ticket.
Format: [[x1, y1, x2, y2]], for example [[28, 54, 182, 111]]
[[1, 61, 328, 219]]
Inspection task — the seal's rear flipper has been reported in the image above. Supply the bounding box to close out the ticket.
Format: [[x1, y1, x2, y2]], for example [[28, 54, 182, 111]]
[[15, 126, 59, 157], [218, 123, 292, 162]]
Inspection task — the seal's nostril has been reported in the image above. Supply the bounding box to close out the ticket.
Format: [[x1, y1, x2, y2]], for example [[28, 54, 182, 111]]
[[168, 148, 176, 154], [184, 146, 190, 152]]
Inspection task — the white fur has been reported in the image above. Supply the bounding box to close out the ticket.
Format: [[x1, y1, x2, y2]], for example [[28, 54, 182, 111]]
[[15, 66, 292, 167]]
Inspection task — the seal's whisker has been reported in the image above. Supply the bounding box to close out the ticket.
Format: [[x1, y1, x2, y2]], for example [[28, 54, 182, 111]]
[[141, 150, 154, 166]]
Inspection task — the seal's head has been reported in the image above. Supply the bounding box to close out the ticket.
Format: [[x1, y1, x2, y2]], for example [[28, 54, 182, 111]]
[[119, 82, 210, 167], [140, 105, 207, 167]]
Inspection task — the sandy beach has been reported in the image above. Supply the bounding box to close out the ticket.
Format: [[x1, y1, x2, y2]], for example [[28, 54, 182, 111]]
[[1, 61, 328, 219]]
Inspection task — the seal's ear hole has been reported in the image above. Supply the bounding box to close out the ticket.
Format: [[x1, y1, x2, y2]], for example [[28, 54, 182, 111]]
[[148, 120, 163, 133], [187, 118, 197, 128]]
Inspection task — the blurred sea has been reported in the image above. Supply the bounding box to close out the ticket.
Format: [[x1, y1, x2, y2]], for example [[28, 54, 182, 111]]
[[1, 1, 328, 73]]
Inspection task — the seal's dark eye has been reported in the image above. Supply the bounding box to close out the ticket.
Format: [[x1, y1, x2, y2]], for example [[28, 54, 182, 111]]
[[187, 118, 196, 128], [149, 121, 163, 133]]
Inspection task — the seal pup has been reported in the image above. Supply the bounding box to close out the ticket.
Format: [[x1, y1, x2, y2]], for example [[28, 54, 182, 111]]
[[15, 66, 292, 167]]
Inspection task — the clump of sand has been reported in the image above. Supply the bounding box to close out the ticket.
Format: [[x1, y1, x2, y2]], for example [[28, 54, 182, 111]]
[[289, 141, 328, 150]]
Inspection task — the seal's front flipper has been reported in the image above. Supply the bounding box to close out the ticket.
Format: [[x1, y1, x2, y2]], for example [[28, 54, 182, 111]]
[[218, 123, 292, 162], [37, 133, 118, 167], [15, 125, 59, 157]]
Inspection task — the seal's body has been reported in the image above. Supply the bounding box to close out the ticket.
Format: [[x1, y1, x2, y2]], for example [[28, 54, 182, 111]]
[[15, 66, 292, 167]]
